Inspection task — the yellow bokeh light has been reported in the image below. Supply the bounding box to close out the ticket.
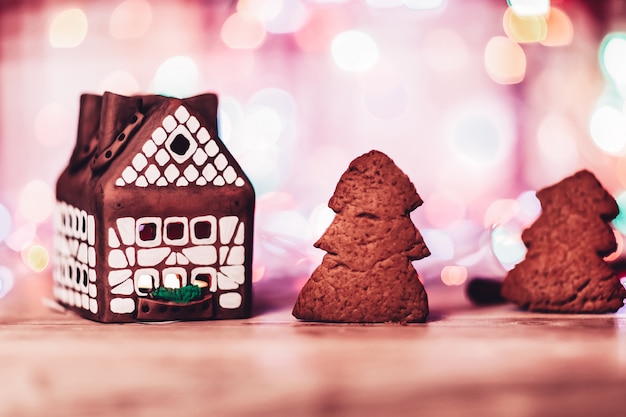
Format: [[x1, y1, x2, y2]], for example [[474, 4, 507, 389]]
[[49, 8, 88, 48], [484, 36, 526, 84], [503, 7, 547, 43], [24, 245, 49, 273]]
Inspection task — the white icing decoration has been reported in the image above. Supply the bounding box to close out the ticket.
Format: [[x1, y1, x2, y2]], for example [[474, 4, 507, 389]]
[[186, 115, 200, 133], [110, 298, 135, 314], [221, 265, 245, 284], [145, 164, 160, 184], [77, 243, 88, 263], [74, 291, 82, 308], [108, 269, 132, 286], [79, 210, 88, 241], [137, 247, 171, 267], [176, 177, 189, 186], [175, 105, 190, 123], [219, 292, 242, 309], [116, 218, 135, 245], [122, 166, 138, 183], [213, 176, 225, 186], [193, 148, 208, 166], [182, 246, 217, 265], [87, 215, 96, 246], [90, 299, 98, 314], [165, 252, 176, 265], [115, 178, 125, 187], [226, 246, 245, 265], [108, 249, 128, 268], [176, 253, 190, 265], [132, 153, 148, 171], [156, 177, 168, 186], [223, 166, 237, 184], [126, 247, 136, 267], [164, 164, 180, 183], [234, 223, 245, 245], [155, 148, 171, 166], [197, 127, 210, 144], [135, 176, 148, 187], [191, 267, 217, 292], [108, 227, 120, 248], [82, 294, 90, 310], [214, 154, 228, 171], [217, 272, 239, 290], [111, 278, 134, 295], [142, 139, 157, 157], [163, 217, 189, 246], [202, 164, 217, 182], [219, 216, 239, 245], [152, 127, 167, 145], [196, 177, 207, 186], [89, 283, 97, 298], [89, 269, 96, 282], [190, 216, 217, 244], [69, 239, 79, 256], [219, 246, 229, 264], [166, 125, 197, 164], [162, 115, 177, 132], [135, 217, 162, 248], [183, 165, 199, 182], [205, 139, 219, 156], [88, 246, 96, 268]]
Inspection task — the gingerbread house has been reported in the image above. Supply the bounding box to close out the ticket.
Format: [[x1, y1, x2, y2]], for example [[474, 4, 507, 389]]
[[53, 92, 255, 322]]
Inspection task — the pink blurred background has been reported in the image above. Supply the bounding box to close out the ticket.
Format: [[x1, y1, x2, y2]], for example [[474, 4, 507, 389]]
[[1, 0, 626, 309]]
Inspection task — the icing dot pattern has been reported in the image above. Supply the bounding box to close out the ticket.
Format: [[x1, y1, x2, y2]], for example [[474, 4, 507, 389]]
[[116, 105, 245, 188]]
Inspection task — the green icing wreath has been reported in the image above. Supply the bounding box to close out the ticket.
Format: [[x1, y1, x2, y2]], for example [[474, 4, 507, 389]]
[[151, 285, 203, 304]]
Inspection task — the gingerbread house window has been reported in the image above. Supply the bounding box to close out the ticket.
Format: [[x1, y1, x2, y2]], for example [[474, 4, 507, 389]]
[[163, 267, 187, 288], [190, 215, 217, 244], [136, 217, 162, 248], [191, 267, 217, 292], [163, 217, 189, 246], [135, 269, 159, 296], [166, 125, 197, 163]]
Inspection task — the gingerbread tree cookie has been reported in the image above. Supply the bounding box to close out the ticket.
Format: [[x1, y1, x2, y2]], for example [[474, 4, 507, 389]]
[[292, 150, 430, 323], [502, 170, 626, 313]]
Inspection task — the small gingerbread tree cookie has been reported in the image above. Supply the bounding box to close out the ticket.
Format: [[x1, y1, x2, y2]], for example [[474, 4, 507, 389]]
[[292, 150, 430, 323], [502, 170, 626, 313]]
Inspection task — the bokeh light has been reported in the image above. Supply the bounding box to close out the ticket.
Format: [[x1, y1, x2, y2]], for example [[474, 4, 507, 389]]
[[0, 266, 14, 300], [507, 0, 550, 17], [503, 7, 547, 43], [331, 30, 379, 72], [537, 114, 579, 167], [151, 56, 199, 98], [5, 223, 36, 252], [422, 28, 469, 73], [404, 0, 446, 10], [600, 33, 626, 87], [541, 7, 573, 47], [109, 0, 152, 39], [49, 8, 88, 48], [440, 265, 468, 286], [221, 12, 267, 49], [0, 203, 12, 243], [484, 36, 526, 84], [491, 225, 526, 270], [99, 70, 141, 95], [483, 199, 519, 228], [34, 103, 74, 148], [23, 244, 50, 273], [264, 0, 309, 34], [17, 180, 55, 224], [589, 105, 626, 155], [421, 229, 454, 261]]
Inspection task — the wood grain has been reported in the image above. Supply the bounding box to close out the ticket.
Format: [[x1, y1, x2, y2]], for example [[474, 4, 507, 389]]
[[1, 276, 625, 417]]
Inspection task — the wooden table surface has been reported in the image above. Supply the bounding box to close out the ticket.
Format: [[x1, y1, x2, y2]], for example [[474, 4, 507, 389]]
[[1, 276, 625, 417]]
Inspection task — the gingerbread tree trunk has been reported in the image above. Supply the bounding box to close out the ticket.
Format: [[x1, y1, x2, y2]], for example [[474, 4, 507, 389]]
[[292, 150, 430, 323], [502, 170, 626, 313]]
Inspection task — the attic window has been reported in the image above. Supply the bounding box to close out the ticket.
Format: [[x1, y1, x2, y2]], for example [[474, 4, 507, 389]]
[[138, 223, 157, 241], [170, 134, 190, 156], [194, 221, 212, 239]]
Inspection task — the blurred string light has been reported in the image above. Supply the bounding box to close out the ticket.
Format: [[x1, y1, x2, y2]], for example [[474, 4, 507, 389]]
[[0, 266, 14, 300], [150, 56, 199, 98], [331, 30, 379, 72], [484, 36, 526, 84], [49, 7, 88, 48], [507, 0, 550, 17], [22, 244, 49, 273], [99, 70, 141, 95], [440, 265, 467, 286], [503, 7, 547, 43], [589, 105, 626, 155], [541, 7, 573, 47], [221, 11, 267, 49], [34, 102, 73, 148], [17, 180, 55, 224], [0, 203, 12, 243], [109, 0, 152, 39], [599, 33, 626, 90], [490, 225, 526, 270]]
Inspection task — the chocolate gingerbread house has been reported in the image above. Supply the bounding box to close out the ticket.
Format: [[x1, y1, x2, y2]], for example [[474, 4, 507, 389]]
[[53, 92, 255, 322]]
